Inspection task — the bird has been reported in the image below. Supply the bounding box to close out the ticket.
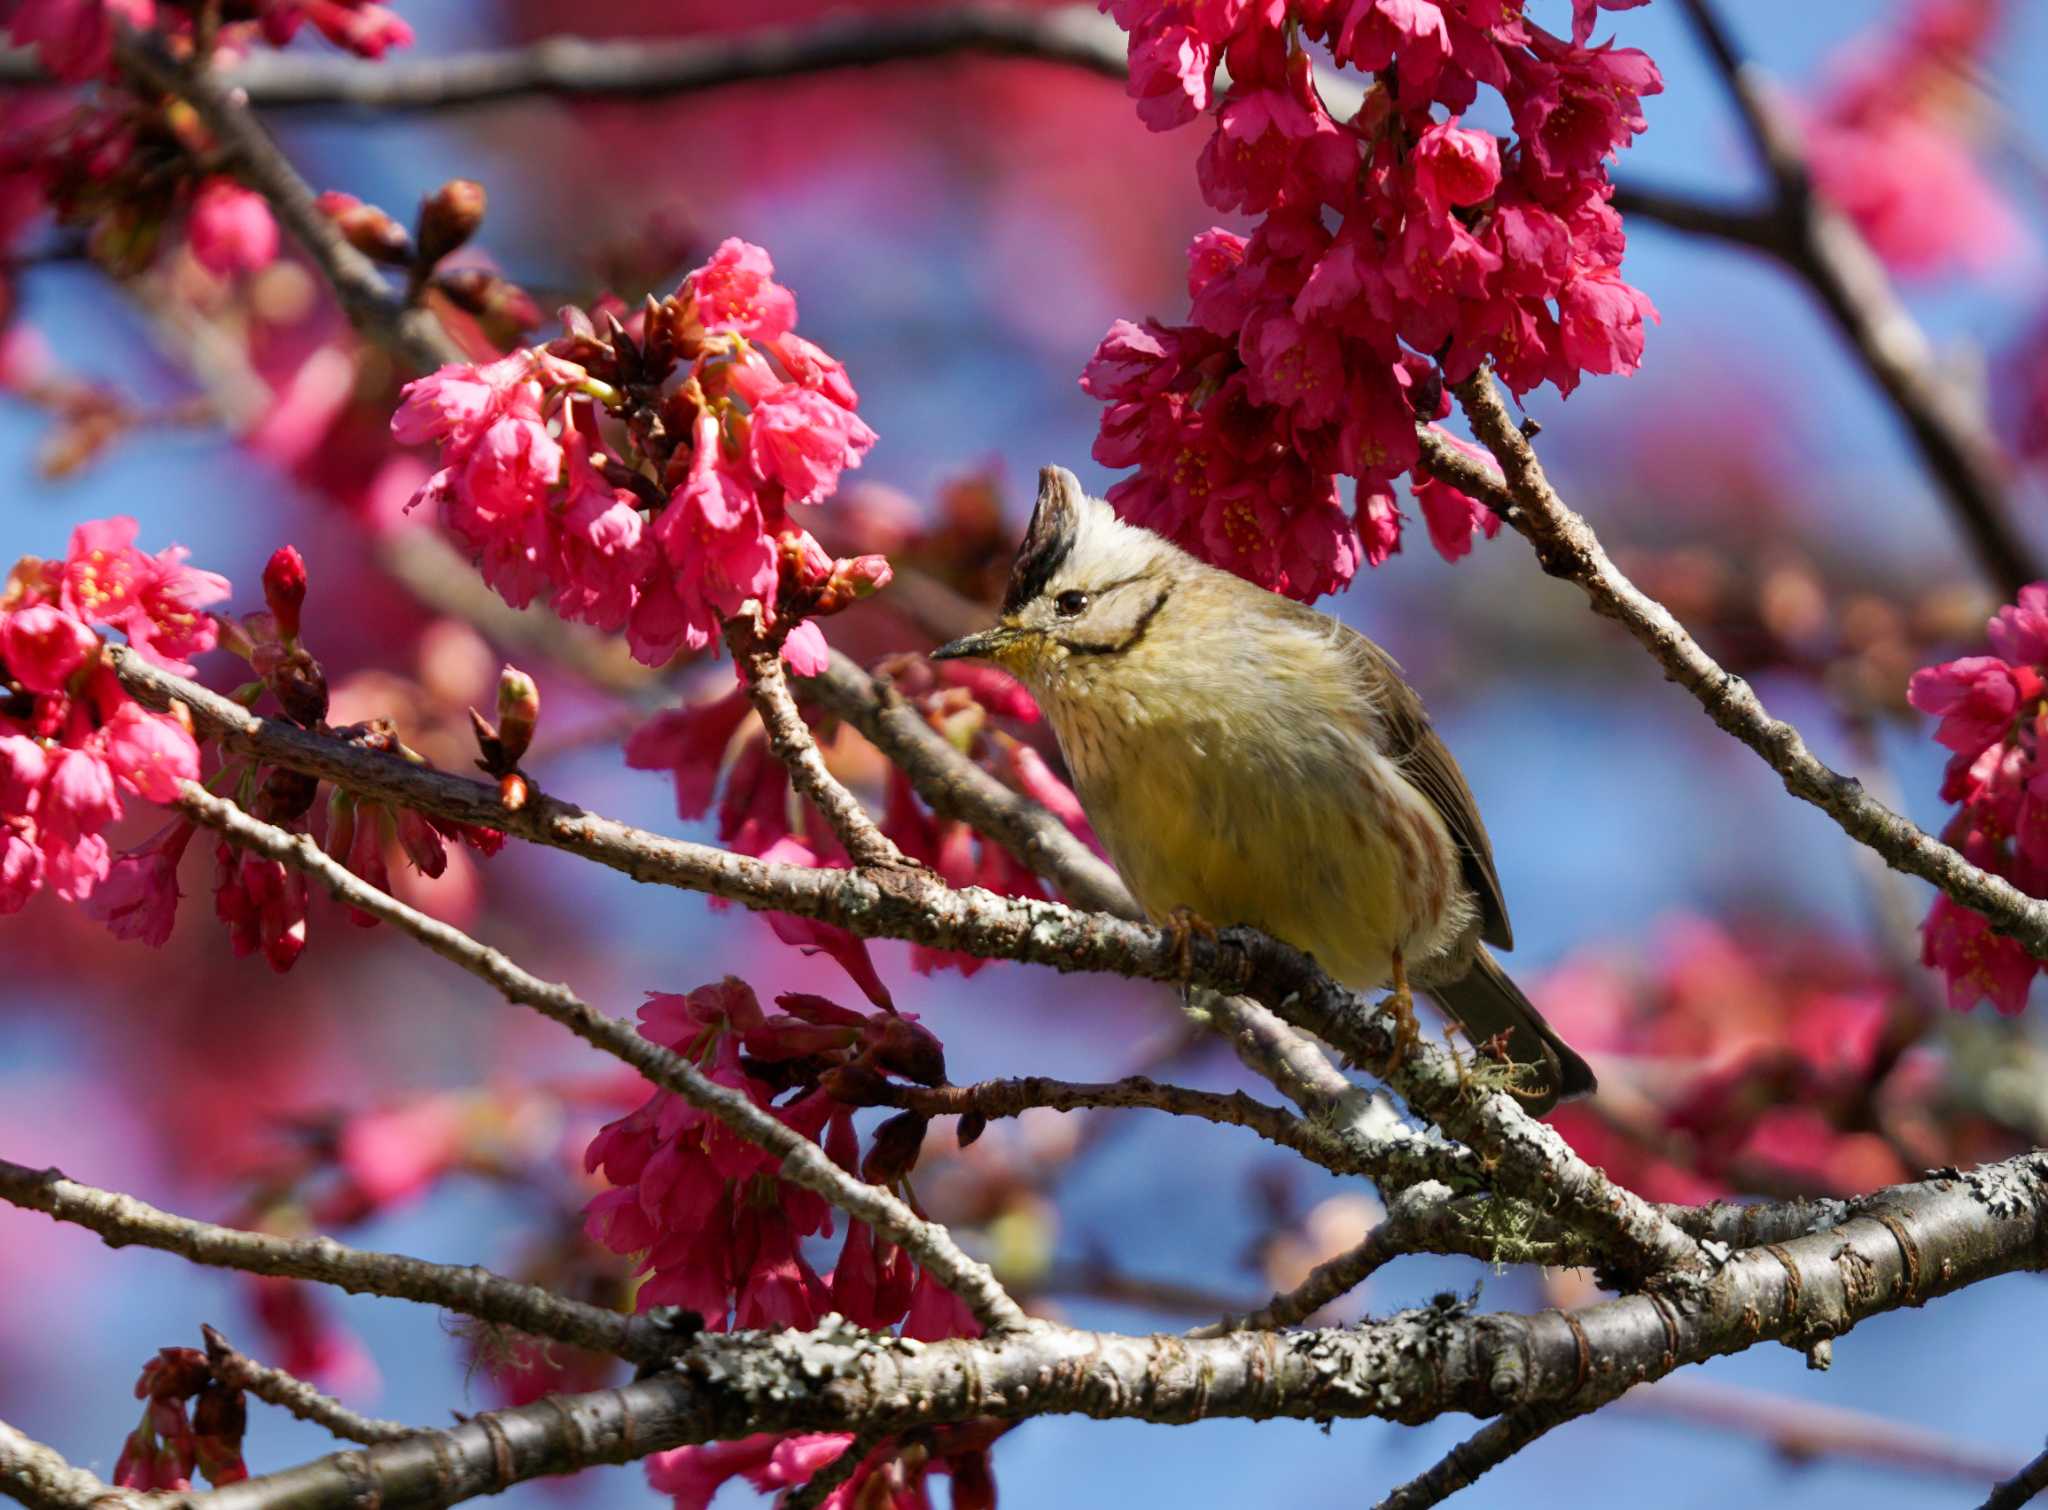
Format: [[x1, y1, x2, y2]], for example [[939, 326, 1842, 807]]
[[929, 464, 1594, 1113]]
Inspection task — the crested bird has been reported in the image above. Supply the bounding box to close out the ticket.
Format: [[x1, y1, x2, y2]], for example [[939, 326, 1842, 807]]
[[930, 465, 1594, 1113]]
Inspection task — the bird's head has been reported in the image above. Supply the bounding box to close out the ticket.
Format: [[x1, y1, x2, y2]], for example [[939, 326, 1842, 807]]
[[929, 466, 1186, 684]]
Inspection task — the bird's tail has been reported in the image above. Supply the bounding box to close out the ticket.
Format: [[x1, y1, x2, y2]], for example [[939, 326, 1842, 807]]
[[1427, 946, 1596, 1117]]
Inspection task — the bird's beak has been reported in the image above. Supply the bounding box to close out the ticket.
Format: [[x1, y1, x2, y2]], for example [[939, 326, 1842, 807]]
[[930, 625, 1023, 662]]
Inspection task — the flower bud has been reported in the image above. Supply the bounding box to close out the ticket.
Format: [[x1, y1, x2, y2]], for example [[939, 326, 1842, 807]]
[[262, 545, 306, 641], [871, 1015, 947, 1086], [954, 1110, 987, 1149], [414, 179, 486, 269], [315, 191, 414, 265], [257, 765, 320, 824], [495, 665, 539, 766], [860, 1110, 929, 1184], [435, 268, 541, 335], [815, 553, 893, 614], [819, 1061, 890, 1107]]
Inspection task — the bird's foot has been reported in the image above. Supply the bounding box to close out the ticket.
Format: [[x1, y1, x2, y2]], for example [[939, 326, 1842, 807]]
[[1381, 949, 1420, 1073], [1165, 906, 1219, 982]]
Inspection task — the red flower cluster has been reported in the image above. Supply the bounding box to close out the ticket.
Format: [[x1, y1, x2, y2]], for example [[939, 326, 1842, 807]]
[[1, 517, 225, 914], [5, 0, 409, 85], [1801, 0, 2024, 280], [198, 546, 501, 972], [1089, 0, 1660, 597], [582, 979, 969, 1337], [649, 1424, 1000, 1510], [111, 1347, 246, 1492], [1907, 584, 2048, 1014], [1539, 915, 1912, 1203], [394, 240, 885, 675]]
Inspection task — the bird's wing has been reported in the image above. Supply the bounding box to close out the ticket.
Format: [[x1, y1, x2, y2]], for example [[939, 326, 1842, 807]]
[[1341, 628, 1515, 952]]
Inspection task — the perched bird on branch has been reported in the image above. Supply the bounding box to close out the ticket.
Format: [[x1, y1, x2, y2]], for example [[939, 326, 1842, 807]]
[[932, 465, 1593, 1112]]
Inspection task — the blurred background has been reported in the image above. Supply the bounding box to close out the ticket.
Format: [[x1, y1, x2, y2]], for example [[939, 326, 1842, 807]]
[[7, 1, 2048, 1505]]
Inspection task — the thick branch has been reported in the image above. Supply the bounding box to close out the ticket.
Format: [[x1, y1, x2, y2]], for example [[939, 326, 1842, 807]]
[[1430, 374, 2048, 959], [0, 1421, 131, 1510], [105, 1153, 2048, 1510], [173, 781, 1026, 1335], [0, 1159, 667, 1361]]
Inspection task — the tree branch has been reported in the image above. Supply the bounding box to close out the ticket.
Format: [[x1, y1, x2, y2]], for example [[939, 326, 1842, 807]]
[[0, 1158, 669, 1362], [880, 1073, 1332, 1164], [13, 8, 1131, 109], [1984, 1446, 2048, 1510], [1429, 373, 2048, 959], [201, 1326, 417, 1446], [1374, 1391, 1622, 1510], [1668, 0, 2036, 594], [0, 1420, 133, 1510], [111, 29, 461, 374], [170, 781, 1028, 1335], [729, 628, 902, 869], [79, 1151, 2048, 1510], [111, 648, 1687, 1277]]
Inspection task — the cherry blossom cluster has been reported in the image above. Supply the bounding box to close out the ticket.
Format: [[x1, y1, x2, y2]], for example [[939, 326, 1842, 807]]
[[7, 0, 409, 86], [627, 652, 1087, 988], [1538, 915, 1914, 1203], [1, 517, 224, 915], [1907, 584, 2048, 1015], [1801, 0, 2023, 280], [393, 239, 887, 676], [1, 0, 411, 283], [584, 981, 965, 1333], [651, 1423, 1000, 1510], [584, 978, 990, 1510], [1088, 0, 1660, 597], [111, 1347, 246, 1492]]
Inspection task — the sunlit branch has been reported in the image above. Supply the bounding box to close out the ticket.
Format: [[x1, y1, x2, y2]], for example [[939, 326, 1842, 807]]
[[729, 626, 904, 869], [0, 1420, 131, 1510], [0, 1159, 665, 1361], [1426, 374, 2048, 961], [67, 1151, 2048, 1510], [111, 648, 1692, 1278], [170, 782, 1029, 1335]]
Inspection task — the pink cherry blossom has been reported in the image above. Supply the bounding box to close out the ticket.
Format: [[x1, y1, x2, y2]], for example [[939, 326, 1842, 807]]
[[746, 384, 878, 507], [684, 238, 797, 342], [187, 179, 279, 278]]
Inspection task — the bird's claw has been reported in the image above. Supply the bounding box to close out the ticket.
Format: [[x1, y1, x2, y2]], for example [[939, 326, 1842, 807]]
[[1165, 905, 1219, 982]]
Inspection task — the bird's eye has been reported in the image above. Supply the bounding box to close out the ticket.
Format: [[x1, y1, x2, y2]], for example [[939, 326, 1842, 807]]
[[1054, 590, 1090, 617]]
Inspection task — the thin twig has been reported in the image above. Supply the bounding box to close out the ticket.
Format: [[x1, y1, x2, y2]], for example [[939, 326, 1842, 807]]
[[112, 28, 460, 374], [1194, 1215, 1410, 1336], [1619, 1377, 2020, 1486], [729, 626, 902, 869], [171, 781, 1028, 1335], [7, 8, 1130, 108], [1426, 372, 2048, 959], [0, 1159, 668, 1361], [201, 1326, 417, 1446], [1669, 0, 2036, 594], [880, 1074, 1325, 1162], [1374, 1392, 1621, 1510]]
